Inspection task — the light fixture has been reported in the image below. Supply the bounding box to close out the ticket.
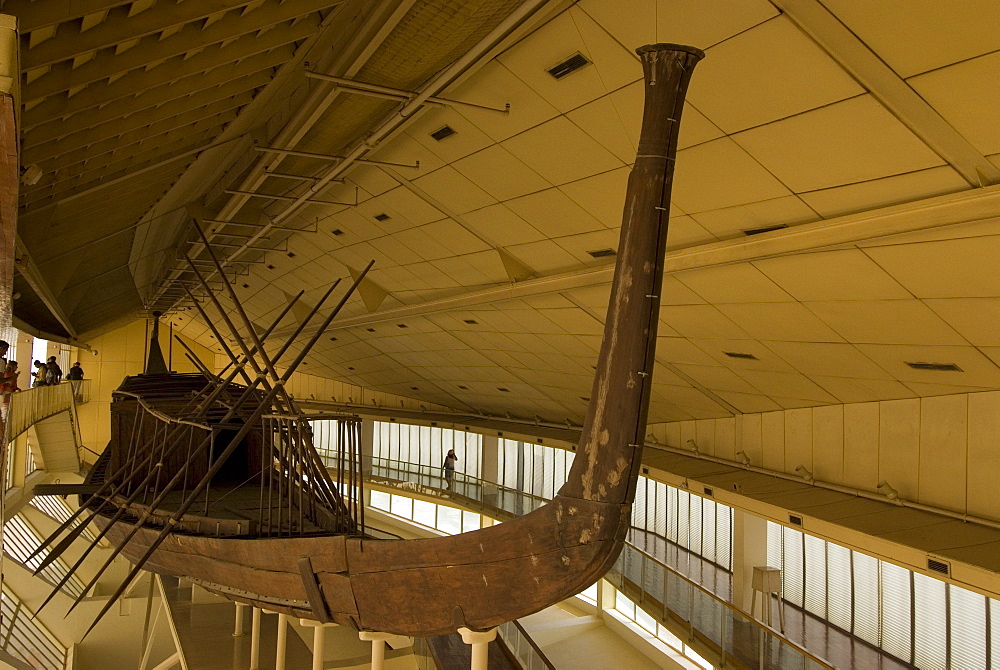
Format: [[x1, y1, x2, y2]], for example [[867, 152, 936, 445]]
[[686, 438, 700, 455], [795, 465, 814, 483], [877, 480, 899, 500], [736, 450, 751, 467]]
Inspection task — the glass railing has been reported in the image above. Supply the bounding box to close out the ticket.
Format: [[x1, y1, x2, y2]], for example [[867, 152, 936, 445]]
[[363, 457, 835, 670], [498, 620, 557, 670]]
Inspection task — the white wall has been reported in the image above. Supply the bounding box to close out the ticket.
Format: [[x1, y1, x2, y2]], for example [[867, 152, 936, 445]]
[[649, 390, 1000, 521]]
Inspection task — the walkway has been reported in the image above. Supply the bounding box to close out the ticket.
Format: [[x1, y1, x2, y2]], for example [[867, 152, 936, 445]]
[[373, 459, 914, 670]]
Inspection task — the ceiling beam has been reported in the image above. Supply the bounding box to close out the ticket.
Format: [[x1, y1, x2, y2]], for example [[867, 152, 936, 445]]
[[13, 235, 78, 338], [23, 0, 285, 70], [26, 85, 256, 162], [24, 10, 320, 100], [774, 0, 1000, 187], [23, 45, 290, 131], [4, 0, 130, 33], [26, 67, 274, 146]]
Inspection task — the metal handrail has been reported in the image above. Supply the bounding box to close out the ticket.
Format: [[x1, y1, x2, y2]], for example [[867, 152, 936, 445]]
[[505, 619, 557, 670], [363, 456, 836, 669], [3, 383, 75, 443]]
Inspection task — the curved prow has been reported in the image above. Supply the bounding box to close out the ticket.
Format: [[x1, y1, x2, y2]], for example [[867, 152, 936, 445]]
[[560, 44, 704, 505], [345, 44, 705, 635]]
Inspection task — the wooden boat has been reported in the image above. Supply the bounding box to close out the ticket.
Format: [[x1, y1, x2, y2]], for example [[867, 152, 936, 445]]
[[32, 43, 704, 637]]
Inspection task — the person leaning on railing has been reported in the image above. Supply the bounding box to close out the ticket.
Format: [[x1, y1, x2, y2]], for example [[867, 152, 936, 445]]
[[0, 360, 20, 419], [66, 362, 84, 402], [32, 360, 48, 387]]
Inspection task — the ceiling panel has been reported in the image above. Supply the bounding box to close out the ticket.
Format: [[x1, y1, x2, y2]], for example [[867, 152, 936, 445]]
[[671, 137, 791, 213], [675, 263, 793, 304], [908, 49, 1000, 159], [861, 236, 1000, 299], [820, 0, 1000, 77], [854, 344, 1000, 388], [804, 299, 967, 346], [754, 249, 912, 301], [716, 302, 844, 342], [732, 95, 946, 193], [578, 0, 777, 52], [690, 195, 818, 240], [452, 144, 550, 200], [502, 115, 625, 186], [686, 16, 863, 134]]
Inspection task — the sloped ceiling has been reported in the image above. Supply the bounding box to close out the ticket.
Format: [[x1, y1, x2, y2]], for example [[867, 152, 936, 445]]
[[9, 0, 1000, 425]]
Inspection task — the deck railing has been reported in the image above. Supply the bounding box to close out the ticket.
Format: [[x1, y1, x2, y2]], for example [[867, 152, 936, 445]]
[[366, 457, 835, 670]]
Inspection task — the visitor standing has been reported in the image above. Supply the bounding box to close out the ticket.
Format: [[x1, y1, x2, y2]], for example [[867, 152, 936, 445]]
[[443, 448, 458, 490], [67, 362, 85, 402]]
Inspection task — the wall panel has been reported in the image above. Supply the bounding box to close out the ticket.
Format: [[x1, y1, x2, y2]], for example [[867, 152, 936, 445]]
[[812, 405, 844, 485], [968, 392, 1000, 520], [878, 399, 920, 500], [918, 394, 967, 511]]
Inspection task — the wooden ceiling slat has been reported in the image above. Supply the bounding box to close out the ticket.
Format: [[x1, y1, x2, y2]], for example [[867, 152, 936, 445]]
[[28, 77, 261, 156], [24, 0, 267, 70], [23, 47, 290, 131], [7, 0, 131, 33], [31, 104, 241, 174], [24, 7, 321, 100]]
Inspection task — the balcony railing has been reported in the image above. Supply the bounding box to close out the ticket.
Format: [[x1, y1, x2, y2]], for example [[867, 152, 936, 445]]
[[2, 383, 75, 443], [365, 457, 834, 670]]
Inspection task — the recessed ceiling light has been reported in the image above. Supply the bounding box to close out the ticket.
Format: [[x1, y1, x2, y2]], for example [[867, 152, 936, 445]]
[[547, 53, 591, 80], [724, 351, 758, 360], [430, 125, 456, 141], [374, 213, 390, 222], [906, 361, 962, 372], [743, 224, 787, 236], [587, 248, 616, 258]]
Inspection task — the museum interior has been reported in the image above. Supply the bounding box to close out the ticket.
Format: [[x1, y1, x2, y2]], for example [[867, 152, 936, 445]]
[[1, 0, 1000, 668]]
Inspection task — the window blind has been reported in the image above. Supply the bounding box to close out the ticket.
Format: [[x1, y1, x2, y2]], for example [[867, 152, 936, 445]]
[[826, 543, 852, 632], [913, 571, 948, 670], [852, 551, 880, 648], [950, 584, 987, 670], [879, 560, 912, 664]]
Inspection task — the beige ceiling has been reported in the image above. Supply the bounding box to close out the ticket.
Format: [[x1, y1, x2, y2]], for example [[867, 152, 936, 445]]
[[10, 0, 1000, 425]]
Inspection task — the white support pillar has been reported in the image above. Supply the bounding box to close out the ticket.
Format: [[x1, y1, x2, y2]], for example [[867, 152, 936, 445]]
[[249, 607, 261, 669], [360, 419, 375, 474], [233, 602, 247, 637], [300, 619, 335, 670], [732, 509, 769, 613], [359, 631, 393, 670], [481, 434, 500, 503], [458, 627, 497, 670], [274, 613, 288, 670]]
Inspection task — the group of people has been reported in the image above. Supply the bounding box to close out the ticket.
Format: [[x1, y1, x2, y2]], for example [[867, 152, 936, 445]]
[[0, 340, 87, 416]]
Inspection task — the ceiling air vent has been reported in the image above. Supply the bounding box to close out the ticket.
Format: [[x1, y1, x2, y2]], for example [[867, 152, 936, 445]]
[[724, 351, 758, 360], [907, 362, 962, 372], [703, 487, 714, 497], [497, 387, 511, 392], [927, 558, 950, 575], [430, 125, 456, 141], [789, 514, 803, 526], [464, 319, 478, 325], [587, 248, 616, 258], [332, 228, 344, 236], [743, 224, 787, 236], [457, 385, 469, 390], [547, 53, 591, 80], [397, 324, 407, 328], [374, 213, 391, 222]]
